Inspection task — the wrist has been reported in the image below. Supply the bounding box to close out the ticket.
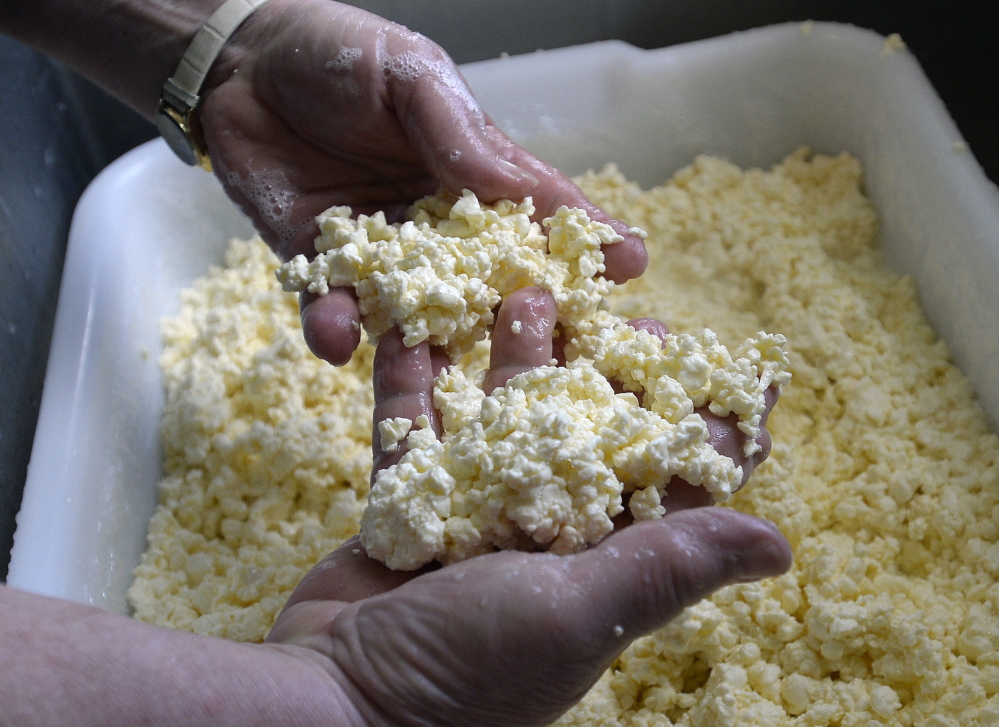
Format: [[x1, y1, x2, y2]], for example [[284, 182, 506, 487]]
[[255, 642, 376, 727], [201, 0, 289, 94], [156, 0, 279, 169], [0, 584, 373, 727], [1, 0, 227, 116]]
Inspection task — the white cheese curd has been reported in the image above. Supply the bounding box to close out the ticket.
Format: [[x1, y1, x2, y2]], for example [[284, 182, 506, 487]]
[[361, 325, 789, 569], [279, 189, 790, 569], [377, 416, 413, 453]]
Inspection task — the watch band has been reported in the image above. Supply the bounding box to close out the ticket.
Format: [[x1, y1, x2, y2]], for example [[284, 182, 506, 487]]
[[156, 0, 273, 170]]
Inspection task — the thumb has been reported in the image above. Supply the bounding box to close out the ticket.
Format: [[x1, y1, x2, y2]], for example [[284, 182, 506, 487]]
[[382, 39, 540, 201], [566, 509, 792, 645]]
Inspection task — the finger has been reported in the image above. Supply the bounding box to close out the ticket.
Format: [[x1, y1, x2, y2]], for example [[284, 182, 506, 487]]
[[600, 220, 650, 284], [387, 40, 541, 202], [702, 409, 748, 465], [395, 56, 647, 284], [741, 385, 779, 485], [429, 347, 451, 382], [625, 318, 778, 491], [760, 384, 780, 429], [482, 287, 557, 395], [372, 329, 443, 475], [551, 324, 568, 367], [485, 128, 648, 284], [568, 509, 792, 644], [299, 289, 362, 366], [626, 316, 670, 341], [659, 477, 714, 514], [702, 384, 780, 489], [701, 409, 759, 490]]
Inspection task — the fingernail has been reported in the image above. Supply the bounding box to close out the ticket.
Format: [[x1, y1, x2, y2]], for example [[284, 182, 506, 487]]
[[497, 158, 539, 188]]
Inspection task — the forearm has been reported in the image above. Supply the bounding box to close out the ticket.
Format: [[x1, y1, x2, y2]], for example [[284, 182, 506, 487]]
[[0, 0, 224, 116], [0, 585, 365, 727]]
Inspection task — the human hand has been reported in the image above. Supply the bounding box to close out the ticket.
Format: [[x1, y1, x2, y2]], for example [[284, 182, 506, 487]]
[[198, 0, 648, 366], [369, 289, 778, 486], [612, 317, 780, 514], [264, 288, 791, 726]]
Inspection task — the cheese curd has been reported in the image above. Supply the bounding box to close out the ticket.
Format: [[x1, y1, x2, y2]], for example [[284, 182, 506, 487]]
[[276, 191, 617, 360], [364, 361, 719, 570], [280, 189, 790, 569], [127, 241, 375, 640], [361, 322, 789, 570], [130, 150, 999, 726]]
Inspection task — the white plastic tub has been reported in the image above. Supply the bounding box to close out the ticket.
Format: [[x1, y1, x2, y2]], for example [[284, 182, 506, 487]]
[[9, 22, 999, 611]]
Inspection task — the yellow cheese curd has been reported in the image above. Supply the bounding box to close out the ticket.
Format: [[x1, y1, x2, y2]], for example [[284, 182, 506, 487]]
[[127, 240, 375, 641], [128, 149, 999, 726]]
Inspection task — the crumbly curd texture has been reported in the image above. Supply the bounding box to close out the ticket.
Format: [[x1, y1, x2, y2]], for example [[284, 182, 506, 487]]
[[128, 149, 999, 725], [280, 190, 790, 571]]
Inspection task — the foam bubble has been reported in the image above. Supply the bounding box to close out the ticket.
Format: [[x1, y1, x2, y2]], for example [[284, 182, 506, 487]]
[[226, 167, 299, 245], [380, 49, 429, 84], [376, 47, 481, 123], [372, 31, 479, 116], [324, 46, 362, 72]]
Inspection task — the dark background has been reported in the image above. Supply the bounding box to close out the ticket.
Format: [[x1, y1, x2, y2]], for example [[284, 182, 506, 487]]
[[2, 0, 996, 579]]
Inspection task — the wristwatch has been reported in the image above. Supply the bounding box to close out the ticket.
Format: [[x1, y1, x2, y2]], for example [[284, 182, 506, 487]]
[[154, 0, 272, 172]]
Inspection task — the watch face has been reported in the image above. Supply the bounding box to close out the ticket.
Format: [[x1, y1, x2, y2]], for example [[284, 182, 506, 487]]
[[155, 107, 198, 167]]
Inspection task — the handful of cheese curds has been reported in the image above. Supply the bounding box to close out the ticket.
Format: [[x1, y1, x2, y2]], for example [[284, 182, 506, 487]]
[[277, 190, 790, 570]]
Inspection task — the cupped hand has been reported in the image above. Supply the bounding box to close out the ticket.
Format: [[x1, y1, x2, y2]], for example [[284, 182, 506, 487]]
[[199, 0, 647, 366], [264, 288, 791, 727], [620, 317, 780, 513]]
